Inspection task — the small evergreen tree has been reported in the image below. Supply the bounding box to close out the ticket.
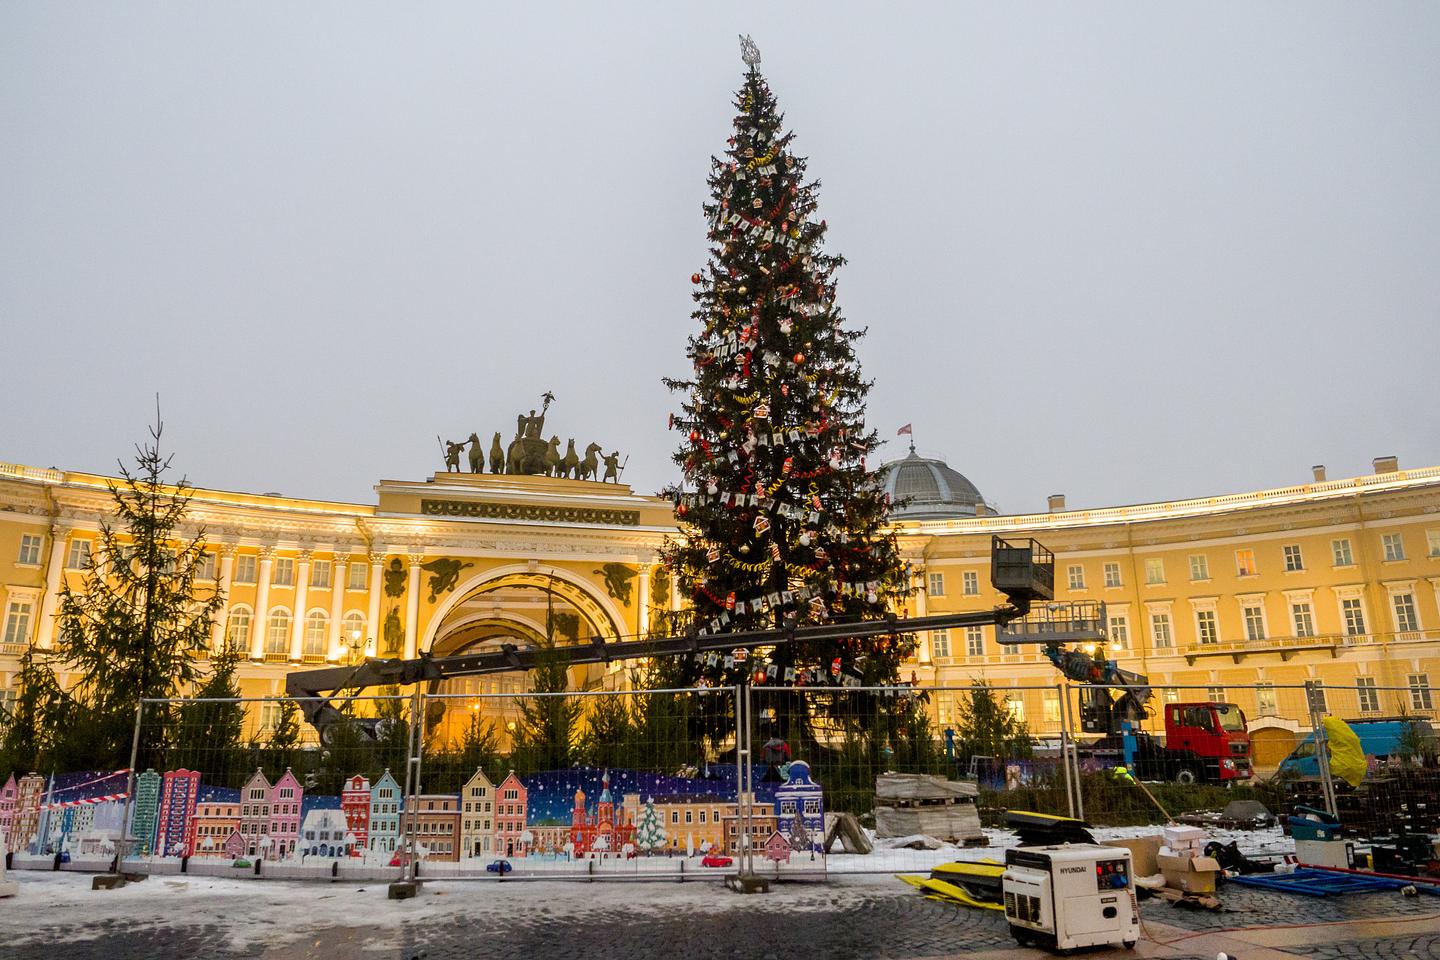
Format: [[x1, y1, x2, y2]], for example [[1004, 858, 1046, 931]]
[[510, 640, 582, 773], [266, 698, 303, 778], [458, 713, 502, 780], [173, 646, 246, 778], [48, 411, 226, 770], [952, 681, 1033, 762], [0, 648, 68, 776], [582, 692, 635, 770]]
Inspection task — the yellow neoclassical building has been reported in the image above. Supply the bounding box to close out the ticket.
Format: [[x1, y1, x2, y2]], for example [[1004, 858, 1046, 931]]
[[1, 452, 1437, 750]]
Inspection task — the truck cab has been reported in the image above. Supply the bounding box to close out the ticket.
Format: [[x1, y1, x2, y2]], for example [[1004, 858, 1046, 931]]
[[1163, 702, 1252, 784]]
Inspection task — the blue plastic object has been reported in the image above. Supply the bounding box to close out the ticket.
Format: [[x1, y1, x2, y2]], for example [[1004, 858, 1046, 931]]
[[1288, 806, 1342, 842], [1229, 868, 1434, 898]]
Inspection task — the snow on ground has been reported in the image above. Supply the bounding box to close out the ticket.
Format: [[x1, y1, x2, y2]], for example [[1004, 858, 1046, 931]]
[[0, 870, 897, 950], [0, 824, 1293, 950]]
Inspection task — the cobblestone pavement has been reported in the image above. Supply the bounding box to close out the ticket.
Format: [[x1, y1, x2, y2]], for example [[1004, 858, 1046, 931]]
[[1138, 883, 1440, 931], [1279, 935, 1440, 959], [7, 875, 1440, 960]]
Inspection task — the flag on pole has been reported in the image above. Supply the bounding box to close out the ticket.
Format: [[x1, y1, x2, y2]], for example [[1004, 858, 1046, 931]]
[[896, 424, 912, 436]]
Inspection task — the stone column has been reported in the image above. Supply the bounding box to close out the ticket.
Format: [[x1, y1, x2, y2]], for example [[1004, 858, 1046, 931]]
[[34, 523, 73, 649], [210, 544, 236, 651], [288, 551, 312, 661], [637, 563, 651, 639], [404, 554, 423, 660], [366, 553, 384, 658], [251, 548, 275, 661], [913, 568, 931, 663], [328, 554, 349, 661]]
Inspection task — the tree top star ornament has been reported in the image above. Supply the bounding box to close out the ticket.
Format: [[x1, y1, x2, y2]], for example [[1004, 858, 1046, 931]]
[[739, 34, 762, 66]]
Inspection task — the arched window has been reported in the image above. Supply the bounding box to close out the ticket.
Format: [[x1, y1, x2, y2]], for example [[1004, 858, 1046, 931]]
[[225, 606, 252, 652], [265, 609, 291, 658], [342, 611, 367, 656], [303, 610, 328, 660]]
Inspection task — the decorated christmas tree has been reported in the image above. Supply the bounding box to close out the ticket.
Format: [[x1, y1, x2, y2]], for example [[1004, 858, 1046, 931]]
[[634, 797, 667, 853], [662, 37, 910, 742]]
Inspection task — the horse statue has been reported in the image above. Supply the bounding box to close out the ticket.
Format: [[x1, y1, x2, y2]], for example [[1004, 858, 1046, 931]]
[[467, 433, 484, 473], [488, 432, 505, 474], [578, 442, 604, 481], [559, 439, 580, 479], [543, 436, 562, 477]]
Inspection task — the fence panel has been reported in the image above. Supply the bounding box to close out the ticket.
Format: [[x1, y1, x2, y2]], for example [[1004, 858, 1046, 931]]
[[414, 686, 738, 880], [1300, 684, 1440, 841], [1055, 682, 1317, 827]]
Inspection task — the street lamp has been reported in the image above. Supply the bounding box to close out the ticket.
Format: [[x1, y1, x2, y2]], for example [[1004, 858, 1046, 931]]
[[347, 629, 368, 665]]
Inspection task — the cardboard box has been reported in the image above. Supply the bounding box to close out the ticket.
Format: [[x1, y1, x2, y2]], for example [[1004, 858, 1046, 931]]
[[1157, 852, 1222, 894], [1102, 835, 1163, 877], [1162, 825, 1208, 849]]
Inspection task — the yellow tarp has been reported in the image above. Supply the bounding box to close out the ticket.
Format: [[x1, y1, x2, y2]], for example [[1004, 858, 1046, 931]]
[[895, 874, 1005, 911], [1323, 716, 1366, 788]]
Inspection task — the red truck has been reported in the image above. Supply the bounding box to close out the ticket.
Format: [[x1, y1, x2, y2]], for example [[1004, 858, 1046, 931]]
[[1130, 702, 1253, 784]]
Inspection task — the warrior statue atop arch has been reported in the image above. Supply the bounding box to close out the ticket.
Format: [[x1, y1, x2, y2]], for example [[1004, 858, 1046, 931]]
[[438, 391, 626, 482]]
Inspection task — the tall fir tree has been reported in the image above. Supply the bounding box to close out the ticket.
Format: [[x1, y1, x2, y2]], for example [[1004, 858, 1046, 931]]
[[48, 411, 225, 770], [662, 40, 910, 743]]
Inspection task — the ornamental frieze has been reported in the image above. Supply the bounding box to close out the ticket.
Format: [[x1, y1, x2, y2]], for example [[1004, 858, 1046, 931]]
[[419, 499, 640, 527]]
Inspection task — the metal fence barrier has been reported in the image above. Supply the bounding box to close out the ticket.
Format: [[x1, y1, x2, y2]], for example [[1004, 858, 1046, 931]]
[[3, 678, 1436, 882]]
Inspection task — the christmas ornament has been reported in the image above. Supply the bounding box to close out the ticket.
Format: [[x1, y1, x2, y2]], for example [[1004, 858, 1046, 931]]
[[794, 352, 805, 364], [691, 273, 703, 284]]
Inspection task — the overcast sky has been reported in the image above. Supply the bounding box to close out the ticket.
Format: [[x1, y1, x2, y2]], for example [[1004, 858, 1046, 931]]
[[3, 3, 1437, 514]]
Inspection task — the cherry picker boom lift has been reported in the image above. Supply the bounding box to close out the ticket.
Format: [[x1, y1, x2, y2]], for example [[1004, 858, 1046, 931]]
[[286, 537, 1106, 743]]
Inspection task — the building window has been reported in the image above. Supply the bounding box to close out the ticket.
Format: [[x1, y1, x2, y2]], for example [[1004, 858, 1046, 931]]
[[1341, 597, 1366, 636], [310, 560, 332, 589], [66, 539, 92, 570], [266, 610, 292, 655], [17, 534, 42, 565], [930, 629, 949, 658], [225, 606, 252, 651], [259, 704, 280, 732], [348, 562, 368, 591], [927, 572, 945, 597], [1356, 677, 1380, 713], [1428, 530, 1440, 558], [1291, 601, 1315, 638], [1331, 538, 1353, 567], [1392, 592, 1419, 633], [937, 697, 953, 725], [1256, 683, 1277, 715], [965, 625, 984, 657], [1150, 612, 1172, 649], [1242, 603, 1266, 641], [1195, 609, 1219, 645], [1408, 675, 1433, 712], [1067, 565, 1085, 590], [234, 555, 258, 584], [1235, 549, 1258, 577], [1307, 682, 1327, 714], [3, 599, 35, 647], [1043, 690, 1061, 724], [273, 557, 295, 587], [1163, 688, 1180, 704], [1110, 615, 1129, 650], [1381, 533, 1405, 562], [196, 550, 216, 581], [1282, 544, 1303, 572], [1188, 555, 1208, 581], [959, 570, 978, 596], [1206, 685, 1226, 702], [1005, 693, 1025, 722], [1145, 558, 1165, 585], [1103, 563, 1122, 588], [303, 612, 328, 658]]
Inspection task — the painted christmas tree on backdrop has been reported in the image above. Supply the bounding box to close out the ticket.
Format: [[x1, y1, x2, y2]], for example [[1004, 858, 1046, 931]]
[[662, 37, 910, 744], [634, 798, 667, 853]]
